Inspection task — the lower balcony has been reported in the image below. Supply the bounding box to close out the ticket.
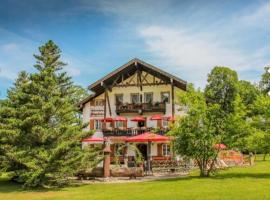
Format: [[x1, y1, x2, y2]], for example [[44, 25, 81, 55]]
[[116, 102, 166, 114]]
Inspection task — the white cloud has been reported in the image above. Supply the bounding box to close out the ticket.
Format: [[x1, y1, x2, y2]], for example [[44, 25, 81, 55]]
[[0, 67, 17, 80], [0, 43, 19, 52], [65, 66, 81, 76], [138, 25, 269, 87], [240, 2, 270, 28]]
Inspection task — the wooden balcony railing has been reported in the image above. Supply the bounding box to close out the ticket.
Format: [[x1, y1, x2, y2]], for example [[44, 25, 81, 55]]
[[102, 127, 169, 137], [116, 102, 166, 114]]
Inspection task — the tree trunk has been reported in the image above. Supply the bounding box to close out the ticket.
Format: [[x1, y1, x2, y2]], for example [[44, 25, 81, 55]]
[[199, 163, 210, 177], [263, 153, 267, 161]]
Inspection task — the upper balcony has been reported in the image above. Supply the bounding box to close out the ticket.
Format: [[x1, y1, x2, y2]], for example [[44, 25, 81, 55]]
[[116, 102, 166, 114], [102, 127, 170, 137]]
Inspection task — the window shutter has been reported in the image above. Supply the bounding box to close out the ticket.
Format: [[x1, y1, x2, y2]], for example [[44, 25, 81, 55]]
[[123, 121, 127, 129], [157, 120, 162, 128], [157, 144, 163, 156], [90, 100, 95, 106], [89, 119, 94, 130]]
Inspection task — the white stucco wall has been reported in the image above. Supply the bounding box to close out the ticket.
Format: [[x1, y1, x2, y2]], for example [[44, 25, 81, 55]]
[[82, 71, 185, 128]]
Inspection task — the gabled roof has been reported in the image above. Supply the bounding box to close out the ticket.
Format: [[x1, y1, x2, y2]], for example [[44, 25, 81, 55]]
[[78, 58, 187, 107]]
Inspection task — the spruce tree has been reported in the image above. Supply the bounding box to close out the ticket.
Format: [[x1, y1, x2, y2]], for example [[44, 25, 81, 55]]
[[0, 40, 90, 187]]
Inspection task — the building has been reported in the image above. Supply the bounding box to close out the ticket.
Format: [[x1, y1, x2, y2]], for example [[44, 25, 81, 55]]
[[78, 58, 187, 167]]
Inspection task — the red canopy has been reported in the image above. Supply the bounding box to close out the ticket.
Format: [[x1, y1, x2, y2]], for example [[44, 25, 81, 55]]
[[82, 137, 104, 142], [114, 116, 127, 121], [214, 143, 227, 150], [126, 132, 170, 142], [163, 116, 175, 121], [101, 117, 114, 122], [150, 114, 163, 120], [131, 116, 146, 122]]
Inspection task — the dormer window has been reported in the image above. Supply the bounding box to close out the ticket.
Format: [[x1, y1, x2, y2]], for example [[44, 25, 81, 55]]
[[115, 94, 123, 105], [144, 92, 153, 104], [131, 93, 140, 104], [161, 92, 170, 103], [95, 99, 104, 106]]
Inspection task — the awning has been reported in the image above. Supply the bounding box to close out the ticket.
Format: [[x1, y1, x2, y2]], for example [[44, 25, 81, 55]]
[[114, 116, 127, 121], [126, 132, 170, 142], [131, 116, 146, 122], [101, 117, 114, 122], [150, 114, 163, 120]]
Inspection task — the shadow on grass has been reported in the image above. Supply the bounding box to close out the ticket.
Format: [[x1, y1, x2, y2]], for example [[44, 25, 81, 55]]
[[0, 179, 85, 194], [153, 172, 270, 183]]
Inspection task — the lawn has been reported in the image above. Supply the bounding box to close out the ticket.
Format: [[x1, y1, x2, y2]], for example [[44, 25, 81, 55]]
[[1, 157, 270, 200]]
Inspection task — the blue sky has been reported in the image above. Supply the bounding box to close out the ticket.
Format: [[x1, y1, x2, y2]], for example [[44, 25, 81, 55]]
[[0, 0, 270, 98]]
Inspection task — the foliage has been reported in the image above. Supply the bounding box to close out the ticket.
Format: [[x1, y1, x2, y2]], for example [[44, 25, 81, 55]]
[[69, 85, 89, 105], [238, 80, 259, 109], [247, 94, 270, 158], [79, 145, 104, 170], [0, 40, 91, 188], [260, 66, 270, 95], [173, 84, 223, 177], [114, 144, 143, 166], [205, 66, 238, 115]]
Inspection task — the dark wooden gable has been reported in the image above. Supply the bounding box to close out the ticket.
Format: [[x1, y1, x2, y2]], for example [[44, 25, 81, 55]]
[[78, 58, 187, 107]]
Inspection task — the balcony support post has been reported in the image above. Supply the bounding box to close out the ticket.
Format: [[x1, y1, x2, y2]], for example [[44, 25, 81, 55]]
[[171, 78, 175, 117]]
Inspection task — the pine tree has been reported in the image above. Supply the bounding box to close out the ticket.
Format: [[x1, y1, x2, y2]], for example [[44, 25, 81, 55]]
[[0, 40, 90, 187]]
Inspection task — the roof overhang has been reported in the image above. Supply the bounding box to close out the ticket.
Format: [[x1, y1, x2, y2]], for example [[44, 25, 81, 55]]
[[77, 58, 187, 108]]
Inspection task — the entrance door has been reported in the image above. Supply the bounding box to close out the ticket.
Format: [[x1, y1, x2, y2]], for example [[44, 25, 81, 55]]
[[138, 121, 145, 127], [137, 144, 148, 160]]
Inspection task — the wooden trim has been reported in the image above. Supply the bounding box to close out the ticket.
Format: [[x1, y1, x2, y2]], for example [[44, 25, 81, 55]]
[[89, 119, 94, 130], [90, 100, 95, 106], [104, 92, 107, 119], [157, 120, 162, 128], [171, 80, 175, 117], [105, 90, 112, 116], [157, 144, 162, 156]]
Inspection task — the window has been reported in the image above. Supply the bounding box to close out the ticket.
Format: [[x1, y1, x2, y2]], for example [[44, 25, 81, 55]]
[[95, 99, 104, 106], [115, 121, 123, 128], [162, 119, 169, 128], [162, 144, 170, 156], [161, 92, 170, 103], [115, 94, 123, 105], [94, 120, 102, 130], [131, 93, 140, 104], [144, 92, 153, 104]]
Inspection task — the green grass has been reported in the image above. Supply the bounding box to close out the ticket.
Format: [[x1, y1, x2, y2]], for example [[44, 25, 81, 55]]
[[1, 156, 270, 200]]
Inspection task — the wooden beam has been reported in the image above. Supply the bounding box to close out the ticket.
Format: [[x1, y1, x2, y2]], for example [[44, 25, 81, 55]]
[[114, 82, 169, 87], [104, 90, 107, 119], [105, 89, 112, 116], [171, 78, 175, 117]]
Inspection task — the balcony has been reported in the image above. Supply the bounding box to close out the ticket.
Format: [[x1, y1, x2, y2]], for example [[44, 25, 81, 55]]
[[102, 127, 169, 137], [116, 102, 166, 114]]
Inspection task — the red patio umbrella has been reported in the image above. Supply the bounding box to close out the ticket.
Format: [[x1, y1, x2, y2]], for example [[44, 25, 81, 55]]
[[214, 143, 227, 150], [131, 116, 146, 122], [114, 116, 127, 121], [101, 117, 114, 122], [126, 132, 170, 142], [163, 115, 175, 121], [150, 114, 163, 120], [82, 137, 104, 142]]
